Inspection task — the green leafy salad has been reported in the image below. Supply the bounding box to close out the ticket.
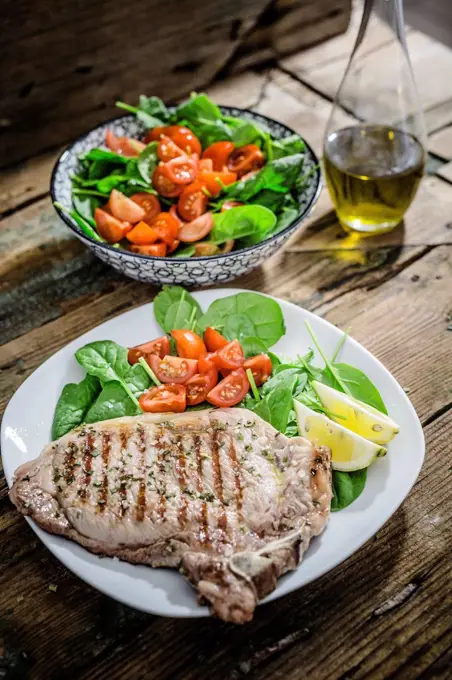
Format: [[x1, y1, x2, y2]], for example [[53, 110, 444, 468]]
[[52, 287, 399, 511]]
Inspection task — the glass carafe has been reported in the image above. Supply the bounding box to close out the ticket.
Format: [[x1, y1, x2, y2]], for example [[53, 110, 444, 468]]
[[323, 0, 427, 235]]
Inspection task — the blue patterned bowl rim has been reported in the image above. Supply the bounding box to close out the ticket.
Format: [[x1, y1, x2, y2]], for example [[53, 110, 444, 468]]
[[50, 105, 322, 262]]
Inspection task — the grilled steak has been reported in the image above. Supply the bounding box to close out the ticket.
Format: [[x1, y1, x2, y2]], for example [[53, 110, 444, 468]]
[[9, 408, 332, 623]]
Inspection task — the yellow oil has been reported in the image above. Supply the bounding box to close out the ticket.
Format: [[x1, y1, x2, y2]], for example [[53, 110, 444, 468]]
[[323, 125, 424, 234]]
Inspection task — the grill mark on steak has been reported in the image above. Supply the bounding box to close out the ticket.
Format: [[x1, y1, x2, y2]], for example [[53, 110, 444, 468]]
[[136, 425, 147, 522], [79, 430, 95, 499], [176, 434, 188, 526], [63, 441, 77, 485], [194, 434, 208, 545], [99, 431, 111, 512], [227, 436, 243, 517], [155, 428, 167, 520], [212, 430, 227, 533], [119, 430, 129, 517]]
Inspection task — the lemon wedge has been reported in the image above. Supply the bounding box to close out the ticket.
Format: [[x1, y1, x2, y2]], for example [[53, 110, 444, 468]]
[[294, 400, 387, 471], [311, 381, 400, 445]]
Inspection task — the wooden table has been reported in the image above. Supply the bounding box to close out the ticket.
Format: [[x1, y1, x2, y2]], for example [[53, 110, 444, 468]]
[[1, 6, 451, 679]]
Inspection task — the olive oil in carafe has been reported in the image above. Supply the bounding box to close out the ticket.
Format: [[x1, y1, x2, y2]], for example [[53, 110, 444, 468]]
[[323, 125, 424, 234]]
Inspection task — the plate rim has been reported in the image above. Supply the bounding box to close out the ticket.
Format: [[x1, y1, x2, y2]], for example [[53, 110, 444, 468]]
[[1, 288, 425, 618]]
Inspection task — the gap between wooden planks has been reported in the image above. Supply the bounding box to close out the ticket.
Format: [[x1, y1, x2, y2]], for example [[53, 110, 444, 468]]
[[0, 410, 449, 680]]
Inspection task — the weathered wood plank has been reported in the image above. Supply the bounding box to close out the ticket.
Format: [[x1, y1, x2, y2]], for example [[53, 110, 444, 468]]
[[1, 408, 448, 680], [436, 160, 452, 184], [429, 123, 452, 160], [0, 150, 61, 215]]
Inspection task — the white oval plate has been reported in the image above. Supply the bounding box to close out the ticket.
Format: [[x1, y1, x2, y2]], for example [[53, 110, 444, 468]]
[[1, 289, 425, 618]]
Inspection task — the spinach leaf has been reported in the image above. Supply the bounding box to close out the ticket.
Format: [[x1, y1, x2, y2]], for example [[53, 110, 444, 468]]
[[249, 189, 287, 213], [73, 194, 102, 226], [137, 142, 158, 184], [116, 100, 167, 128], [223, 314, 256, 342], [174, 92, 222, 122], [225, 154, 304, 201], [271, 207, 299, 235], [211, 205, 276, 245], [138, 95, 170, 122], [82, 149, 129, 164], [187, 119, 233, 147], [331, 469, 367, 511], [164, 300, 196, 333], [154, 285, 203, 333], [54, 202, 105, 243], [125, 362, 151, 396], [319, 364, 387, 414], [270, 134, 305, 159], [85, 381, 141, 423], [173, 245, 196, 258], [240, 336, 268, 358], [52, 374, 101, 439], [231, 121, 265, 146], [75, 340, 140, 407], [96, 174, 132, 194], [254, 374, 297, 433], [199, 292, 285, 347]]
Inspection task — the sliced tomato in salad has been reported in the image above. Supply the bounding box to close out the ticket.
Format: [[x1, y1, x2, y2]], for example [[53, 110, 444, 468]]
[[206, 368, 249, 407], [108, 190, 145, 224], [171, 329, 207, 359], [167, 239, 180, 254], [243, 354, 272, 386], [94, 208, 131, 243], [186, 370, 218, 406], [199, 158, 213, 172], [129, 243, 167, 256], [212, 339, 244, 371], [198, 352, 217, 374], [161, 155, 198, 185], [130, 193, 161, 222], [105, 129, 145, 157], [157, 135, 184, 162], [194, 242, 218, 256], [202, 141, 235, 171], [227, 144, 265, 177], [204, 327, 228, 352], [146, 212, 180, 245], [128, 336, 170, 365], [198, 170, 237, 197], [145, 126, 201, 156], [168, 204, 185, 227], [126, 221, 159, 245], [139, 384, 186, 413], [152, 166, 183, 197], [179, 212, 213, 243], [177, 182, 208, 221], [144, 126, 167, 143], [221, 200, 243, 212], [149, 355, 198, 384]]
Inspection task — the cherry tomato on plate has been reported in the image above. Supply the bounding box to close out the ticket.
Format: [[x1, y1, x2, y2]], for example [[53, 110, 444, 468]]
[[206, 368, 249, 407], [202, 141, 235, 171], [186, 370, 218, 406], [227, 144, 265, 178], [179, 213, 213, 243], [94, 208, 131, 243], [178, 182, 208, 221], [161, 156, 198, 185], [198, 170, 237, 197], [139, 384, 186, 413], [212, 339, 244, 371], [108, 189, 145, 224], [149, 355, 198, 384], [146, 212, 180, 245], [105, 129, 145, 157], [126, 221, 159, 245], [243, 354, 272, 386], [152, 166, 183, 198], [171, 329, 207, 359], [130, 193, 161, 222], [157, 135, 184, 162], [128, 336, 170, 365], [204, 327, 228, 352]]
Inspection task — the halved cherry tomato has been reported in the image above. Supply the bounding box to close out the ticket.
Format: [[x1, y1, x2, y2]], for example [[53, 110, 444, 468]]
[[146, 212, 180, 245], [94, 208, 131, 243], [171, 329, 207, 359], [179, 212, 213, 243], [105, 129, 145, 157], [149, 355, 198, 384], [227, 144, 265, 178], [221, 200, 243, 212], [198, 352, 217, 373], [194, 242, 218, 256], [219, 240, 235, 253], [206, 368, 249, 407], [169, 204, 185, 227], [129, 243, 167, 256], [152, 166, 183, 197], [178, 182, 208, 221], [199, 158, 213, 172], [243, 354, 272, 386], [128, 336, 170, 365], [108, 189, 145, 224], [139, 384, 186, 413], [186, 370, 218, 406], [167, 239, 180, 254], [212, 339, 244, 371], [204, 327, 229, 352], [161, 155, 198, 185], [198, 170, 237, 197], [157, 135, 184, 162], [126, 221, 159, 245], [130, 193, 161, 222], [202, 141, 235, 171], [145, 126, 201, 155]]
